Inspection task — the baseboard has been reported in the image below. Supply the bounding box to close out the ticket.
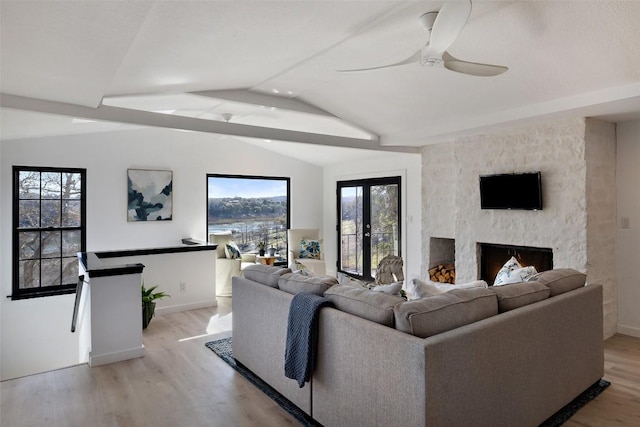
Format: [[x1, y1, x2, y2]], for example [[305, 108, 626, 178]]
[[89, 345, 145, 367], [616, 324, 640, 338], [155, 299, 217, 315]]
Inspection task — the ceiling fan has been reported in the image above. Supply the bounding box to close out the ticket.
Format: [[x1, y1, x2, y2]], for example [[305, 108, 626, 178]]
[[339, 0, 508, 76]]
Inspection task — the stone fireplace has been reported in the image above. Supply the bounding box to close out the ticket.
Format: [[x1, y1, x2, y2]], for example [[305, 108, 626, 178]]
[[421, 117, 617, 337]]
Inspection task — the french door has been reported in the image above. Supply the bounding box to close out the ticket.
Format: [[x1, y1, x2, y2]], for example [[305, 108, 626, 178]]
[[337, 176, 401, 281]]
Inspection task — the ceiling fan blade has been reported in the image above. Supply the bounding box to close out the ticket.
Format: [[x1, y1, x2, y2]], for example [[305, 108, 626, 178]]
[[337, 50, 420, 72], [442, 52, 508, 77], [427, 0, 472, 56]]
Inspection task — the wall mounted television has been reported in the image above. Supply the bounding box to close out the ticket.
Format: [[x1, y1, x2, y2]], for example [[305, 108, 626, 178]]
[[479, 172, 543, 210]]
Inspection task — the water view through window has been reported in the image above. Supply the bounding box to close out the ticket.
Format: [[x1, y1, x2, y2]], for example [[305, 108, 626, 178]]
[[207, 175, 290, 262]]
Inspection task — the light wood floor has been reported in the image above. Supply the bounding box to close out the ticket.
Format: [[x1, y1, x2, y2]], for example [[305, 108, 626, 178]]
[[1, 300, 639, 427]]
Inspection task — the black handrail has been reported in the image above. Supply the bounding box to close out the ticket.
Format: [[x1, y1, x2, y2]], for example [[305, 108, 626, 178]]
[[71, 275, 85, 333]]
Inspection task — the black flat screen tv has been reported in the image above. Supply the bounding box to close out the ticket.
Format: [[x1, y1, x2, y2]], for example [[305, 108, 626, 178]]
[[479, 172, 543, 210]]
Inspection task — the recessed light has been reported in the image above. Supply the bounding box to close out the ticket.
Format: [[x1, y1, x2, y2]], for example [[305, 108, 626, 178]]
[[263, 139, 272, 143], [152, 109, 176, 114], [271, 89, 280, 94], [72, 118, 96, 124]]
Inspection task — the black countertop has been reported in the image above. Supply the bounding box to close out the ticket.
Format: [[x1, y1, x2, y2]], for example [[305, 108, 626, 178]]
[[78, 239, 217, 278]]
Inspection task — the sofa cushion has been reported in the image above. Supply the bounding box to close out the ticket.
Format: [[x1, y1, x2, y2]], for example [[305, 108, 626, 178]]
[[242, 264, 291, 288], [278, 273, 338, 296], [490, 281, 551, 312], [527, 268, 586, 296], [324, 285, 405, 326], [412, 278, 488, 298], [394, 288, 498, 338]]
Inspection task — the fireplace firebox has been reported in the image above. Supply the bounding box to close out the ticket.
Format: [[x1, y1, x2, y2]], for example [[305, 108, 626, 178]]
[[479, 243, 553, 285]]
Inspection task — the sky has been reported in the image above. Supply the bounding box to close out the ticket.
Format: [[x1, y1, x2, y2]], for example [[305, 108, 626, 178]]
[[207, 177, 287, 199]]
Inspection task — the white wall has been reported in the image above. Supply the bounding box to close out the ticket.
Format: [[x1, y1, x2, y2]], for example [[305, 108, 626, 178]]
[[616, 119, 640, 338], [1, 127, 323, 380], [421, 117, 618, 338], [323, 153, 422, 284]]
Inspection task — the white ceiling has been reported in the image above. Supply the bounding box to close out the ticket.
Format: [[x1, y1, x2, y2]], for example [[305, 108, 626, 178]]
[[2, 0, 640, 165]]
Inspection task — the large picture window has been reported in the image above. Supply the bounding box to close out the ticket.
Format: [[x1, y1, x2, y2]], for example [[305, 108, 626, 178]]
[[207, 174, 290, 263], [13, 166, 86, 299]]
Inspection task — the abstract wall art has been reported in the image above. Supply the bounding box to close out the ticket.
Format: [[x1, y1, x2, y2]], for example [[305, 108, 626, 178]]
[[127, 169, 173, 221]]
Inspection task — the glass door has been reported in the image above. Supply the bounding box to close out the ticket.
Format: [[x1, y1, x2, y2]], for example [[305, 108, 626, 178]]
[[337, 176, 401, 281]]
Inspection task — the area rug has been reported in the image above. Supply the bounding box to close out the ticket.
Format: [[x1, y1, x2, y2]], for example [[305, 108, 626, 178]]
[[539, 378, 610, 426], [206, 337, 609, 427], [205, 337, 320, 427]]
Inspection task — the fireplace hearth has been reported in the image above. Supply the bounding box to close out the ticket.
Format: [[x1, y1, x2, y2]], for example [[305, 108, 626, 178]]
[[479, 243, 553, 285]]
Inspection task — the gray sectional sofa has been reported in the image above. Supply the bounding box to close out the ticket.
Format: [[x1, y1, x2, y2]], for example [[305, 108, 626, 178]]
[[232, 265, 604, 427]]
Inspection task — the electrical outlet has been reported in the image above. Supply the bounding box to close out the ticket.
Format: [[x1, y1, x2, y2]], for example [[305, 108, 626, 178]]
[[180, 282, 186, 292], [621, 217, 631, 229]]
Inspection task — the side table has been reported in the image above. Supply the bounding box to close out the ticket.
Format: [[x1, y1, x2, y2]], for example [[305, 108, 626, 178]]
[[257, 256, 277, 266]]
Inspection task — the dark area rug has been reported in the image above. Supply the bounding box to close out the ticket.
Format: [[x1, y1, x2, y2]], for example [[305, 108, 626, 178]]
[[205, 337, 320, 427], [539, 379, 610, 426], [206, 337, 609, 427]]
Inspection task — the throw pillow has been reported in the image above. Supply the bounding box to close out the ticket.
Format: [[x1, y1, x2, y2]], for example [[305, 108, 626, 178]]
[[494, 266, 538, 286], [299, 239, 321, 259], [288, 260, 313, 276], [369, 281, 403, 296], [337, 272, 367, 288], [224, 242, 241, 259], [493, 256, 522, 285]]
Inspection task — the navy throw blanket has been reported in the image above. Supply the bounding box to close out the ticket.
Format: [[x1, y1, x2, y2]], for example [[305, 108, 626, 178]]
[[284, 292, 333, 388]]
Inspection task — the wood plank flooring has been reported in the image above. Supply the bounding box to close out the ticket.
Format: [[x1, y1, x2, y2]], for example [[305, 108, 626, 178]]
[[1, 299, 639, 427]]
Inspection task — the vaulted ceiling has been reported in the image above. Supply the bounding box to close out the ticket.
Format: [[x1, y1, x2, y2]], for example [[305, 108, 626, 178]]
[[2, 1, 640, 163]]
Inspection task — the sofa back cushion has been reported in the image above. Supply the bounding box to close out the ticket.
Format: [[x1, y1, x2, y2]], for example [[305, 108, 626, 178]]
[[278, 273, 338, 296], [243, 264, 291, 288], [394, 288, 498, 338], [324, 285, 405, 327], [490, 281, 550, 312], [527, 268, 586, 296]]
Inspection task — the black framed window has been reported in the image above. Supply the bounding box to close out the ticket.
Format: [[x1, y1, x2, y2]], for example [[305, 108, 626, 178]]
[[337, 176, 401, 281], [207, 174, 290, 263], [12, 166, 86, 300]]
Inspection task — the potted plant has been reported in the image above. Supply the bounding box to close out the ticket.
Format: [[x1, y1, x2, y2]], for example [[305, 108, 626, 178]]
[[142, 283, 170, 329], [257, 241, 266, 256]]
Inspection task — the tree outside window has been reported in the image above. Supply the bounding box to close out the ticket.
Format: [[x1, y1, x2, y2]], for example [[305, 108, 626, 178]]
[[13, 166, 86, 299]]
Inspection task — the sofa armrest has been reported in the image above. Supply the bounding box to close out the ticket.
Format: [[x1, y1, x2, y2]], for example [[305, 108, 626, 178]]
[[241, 253, 256, 263]]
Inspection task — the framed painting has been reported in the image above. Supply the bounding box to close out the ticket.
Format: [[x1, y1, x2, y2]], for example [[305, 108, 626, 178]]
[[127, 169, 173, 221]]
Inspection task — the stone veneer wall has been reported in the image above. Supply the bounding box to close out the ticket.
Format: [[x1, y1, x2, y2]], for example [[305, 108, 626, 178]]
[[585, 119, 617, 338], [421, 117, 617, 338]]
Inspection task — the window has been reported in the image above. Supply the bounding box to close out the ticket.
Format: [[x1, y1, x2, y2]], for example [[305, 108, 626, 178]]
[[13, 166, 86, 299], [337, 176, 401, 281], [207, 174, 290, 263]]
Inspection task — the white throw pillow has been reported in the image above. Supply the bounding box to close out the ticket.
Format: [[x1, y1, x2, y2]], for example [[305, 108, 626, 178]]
[[493, 256, 523, 285], [337, 272, 367, 288], [494, 266, 538, 286], [289, 260, 313, 276], [413, 278, 488, 298], [370, 281, 403, 295], [224, 242, 241, 259]]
